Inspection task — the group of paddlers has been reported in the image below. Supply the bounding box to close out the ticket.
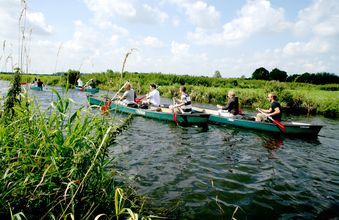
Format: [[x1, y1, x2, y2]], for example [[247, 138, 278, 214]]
[[31, 78, 44, 88], [113, 82, 282, 122]]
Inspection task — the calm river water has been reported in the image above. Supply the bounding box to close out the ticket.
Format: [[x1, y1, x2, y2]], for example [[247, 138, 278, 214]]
[[2, 80, 338, 219]]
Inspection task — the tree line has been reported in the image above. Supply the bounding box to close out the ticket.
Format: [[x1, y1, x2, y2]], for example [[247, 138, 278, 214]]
[[251, 67, 339, 84]]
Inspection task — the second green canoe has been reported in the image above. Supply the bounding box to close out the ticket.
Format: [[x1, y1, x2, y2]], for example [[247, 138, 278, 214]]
[[88, 96, 210, 127]]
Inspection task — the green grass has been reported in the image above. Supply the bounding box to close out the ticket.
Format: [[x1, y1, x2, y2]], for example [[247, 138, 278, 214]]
[[0, 85, 150, 219], [1, 71, 338, 117]]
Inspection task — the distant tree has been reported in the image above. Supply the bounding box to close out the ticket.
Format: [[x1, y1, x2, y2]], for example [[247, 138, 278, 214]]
[[269, 68, 287, 82], [292, 72, 339, 84], [252, 67, 269, 80], [65, 69, 80, 86], [213, 70, 222, 78], [286, 74, 299, 82], [313, 72, 339, 84], [296, 72, 311, 83]]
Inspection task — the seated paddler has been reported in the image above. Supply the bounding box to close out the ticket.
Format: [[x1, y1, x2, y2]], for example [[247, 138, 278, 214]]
[[170, 86, 192, 113], [216, 90, 239, 117], [119, 82, 137, 107]]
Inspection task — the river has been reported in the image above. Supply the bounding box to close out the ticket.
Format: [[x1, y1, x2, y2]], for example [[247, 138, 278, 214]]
[[2, 80, 339, 219]]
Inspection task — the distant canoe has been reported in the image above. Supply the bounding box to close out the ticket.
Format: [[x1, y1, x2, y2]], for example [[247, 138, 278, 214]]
[[75, 86, 99, 94], [30, 86, 43, 91], [194, 107, 323, 136], [88, 95, 210, 127]]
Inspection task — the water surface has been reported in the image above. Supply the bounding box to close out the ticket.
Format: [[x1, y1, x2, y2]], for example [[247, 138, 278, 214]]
[[2, 80, 338, 219]]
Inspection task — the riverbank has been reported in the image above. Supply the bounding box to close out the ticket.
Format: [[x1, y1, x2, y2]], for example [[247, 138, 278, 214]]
[[1, 71, 338, 118], [0, 73, 150, 219]]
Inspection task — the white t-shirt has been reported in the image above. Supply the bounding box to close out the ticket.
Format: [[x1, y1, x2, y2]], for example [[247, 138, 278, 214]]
[[147, 89, 160, 106], [77, 79, 83, 87], [181, 93, 192, 111]]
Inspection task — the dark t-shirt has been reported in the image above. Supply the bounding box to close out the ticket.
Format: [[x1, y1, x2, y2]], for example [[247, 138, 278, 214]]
[[222, 97, 239, 115], [37, 81, 43, 88], [270, 101, 282, 121]]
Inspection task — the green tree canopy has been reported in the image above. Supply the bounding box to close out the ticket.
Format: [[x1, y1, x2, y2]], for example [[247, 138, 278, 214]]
[[213, 70, 222, 78], [269, 68, 287, 82], [65, 69, 80, 85], [252, 67, 269, 80]]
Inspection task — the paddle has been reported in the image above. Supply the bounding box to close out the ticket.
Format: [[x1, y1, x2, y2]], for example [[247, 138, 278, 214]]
[[257, 108, 286, 132], [135, 85, 160, 104], [100, 81, 129, 112], [171, 98, 180, 124], [135, 96, 145, 103]]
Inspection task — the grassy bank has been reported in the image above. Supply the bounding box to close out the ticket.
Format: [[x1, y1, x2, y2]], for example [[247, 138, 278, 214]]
[[1, 71, 338, 118], [0, 74, 152, 219]]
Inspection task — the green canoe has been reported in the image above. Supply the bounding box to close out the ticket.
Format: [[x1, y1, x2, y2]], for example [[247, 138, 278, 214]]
[[30, 86, 43, 91], [88, 96, 210, 127], [194, 107, 323, 136], [75, 86, 99, 94]]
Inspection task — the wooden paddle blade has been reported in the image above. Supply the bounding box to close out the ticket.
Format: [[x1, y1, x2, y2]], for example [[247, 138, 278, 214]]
[[272, 118, 286, 132]]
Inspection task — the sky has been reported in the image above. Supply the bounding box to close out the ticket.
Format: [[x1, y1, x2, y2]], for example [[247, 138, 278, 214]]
[[0, 0, 338, 77]]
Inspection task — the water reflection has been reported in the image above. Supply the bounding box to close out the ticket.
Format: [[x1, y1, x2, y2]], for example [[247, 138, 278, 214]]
[[262, 135, 283, 159]]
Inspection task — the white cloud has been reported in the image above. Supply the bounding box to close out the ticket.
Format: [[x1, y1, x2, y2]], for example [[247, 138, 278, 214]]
[[142, 4, 168, 23], [188, 0, 290, 45], [295, 0, 339, 37], [0, 0, 21, 39], [84, 0, 168, 25], [282, 40, 330, 56], [27, 12, 53, 34], [84, 0, 136, 20], [172, 17, 180, 27], [143, 36, 164, 48], [169, 0, 220, 29], [184, 1, 220, 29], [171, 41, 189, 56]]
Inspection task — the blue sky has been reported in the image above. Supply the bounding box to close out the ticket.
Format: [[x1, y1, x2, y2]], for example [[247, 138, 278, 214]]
[[0, 0, 338, 77]]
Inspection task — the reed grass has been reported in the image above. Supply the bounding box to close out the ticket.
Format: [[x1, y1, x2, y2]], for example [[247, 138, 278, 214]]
[[0, 73, 150, 219]]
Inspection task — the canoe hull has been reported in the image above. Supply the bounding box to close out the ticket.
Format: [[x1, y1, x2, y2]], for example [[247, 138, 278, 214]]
[[30, 86, 43, 91], [88, 96, 209, 127], [76, 86, 99, 94], [208, 113, 322, 136]]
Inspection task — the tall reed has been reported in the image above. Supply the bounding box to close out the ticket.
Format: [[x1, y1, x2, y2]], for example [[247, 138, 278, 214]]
[[0, 82, 147, 219]]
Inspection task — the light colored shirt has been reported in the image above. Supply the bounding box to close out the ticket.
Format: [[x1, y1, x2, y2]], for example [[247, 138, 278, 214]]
[[147, 89, 160, 106], [77, 79, 83, 87], [122, 89, 135, 104], [181, 93, 192, 111]]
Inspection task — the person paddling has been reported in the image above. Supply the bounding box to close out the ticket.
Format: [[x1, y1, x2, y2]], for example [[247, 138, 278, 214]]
[[119, 82, 137, 107], [256, 92, 282, 122], [77, 78, 83, 87], [37, 79, 44, 88], [142, 84, 160, 107], [170, 86, 192, 113], [216, 90, 239, 117]]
